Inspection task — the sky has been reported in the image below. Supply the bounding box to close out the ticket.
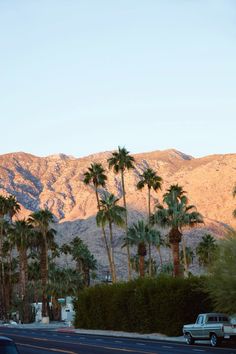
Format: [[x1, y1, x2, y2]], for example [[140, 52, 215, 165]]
[[0, 0, 235, 158]]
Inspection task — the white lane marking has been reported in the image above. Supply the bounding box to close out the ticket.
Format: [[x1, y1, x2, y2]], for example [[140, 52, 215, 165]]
[[162, 345, 173, 348], [115, 340, 123, 343], [193, 350, 205, 352], [96, 338, 103, 341], [66, 335, 71, 338], [136, 343, 146, 346]]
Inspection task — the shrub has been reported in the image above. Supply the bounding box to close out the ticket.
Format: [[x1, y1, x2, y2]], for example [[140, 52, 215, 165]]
[[74, 276, 212, 336]]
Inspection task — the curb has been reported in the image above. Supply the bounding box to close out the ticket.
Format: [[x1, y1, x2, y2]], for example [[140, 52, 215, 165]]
[[63, 328, 185, 343]]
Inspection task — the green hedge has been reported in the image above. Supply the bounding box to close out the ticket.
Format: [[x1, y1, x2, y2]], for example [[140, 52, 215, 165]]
[[74, 276, 212, 336]]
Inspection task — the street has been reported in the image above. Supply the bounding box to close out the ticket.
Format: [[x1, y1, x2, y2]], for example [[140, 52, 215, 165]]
[[1, 327, 236, 354]]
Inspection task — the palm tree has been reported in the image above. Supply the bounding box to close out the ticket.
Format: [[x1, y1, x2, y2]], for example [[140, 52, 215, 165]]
[[0, 196, 9, 319], [62, 237, 97, 287], [125, 220, 160, 277], [96, 192, 126, 282], [152, 184, 203, 277], [10, 220, 33, 322], [83, 164, 113, 280], [83, 163, 107, 209], [196, 234, 218, 269], [137, 168, 162, 274], [233, 185, 236, 218], [6, 195, 21, 222], [108, 146, 135, 279], [28, 209, 56, 318]]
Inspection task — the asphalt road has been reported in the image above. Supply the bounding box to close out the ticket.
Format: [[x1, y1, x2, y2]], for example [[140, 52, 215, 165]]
[[1, 327, 236, 354]]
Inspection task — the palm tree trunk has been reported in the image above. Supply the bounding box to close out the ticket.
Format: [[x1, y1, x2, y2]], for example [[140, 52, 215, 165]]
[[157, 247, 163, 267], [95, 188, 116, 282], [139, 255, 145, 277], [41, 234, 48, 318], [182, 235, 188, 278], [171, 242, 180, 277], [108, 220, 116, 283], [147, 187, 152, 276], [121, 170, 131, 280], [21, 247, 30, 323]]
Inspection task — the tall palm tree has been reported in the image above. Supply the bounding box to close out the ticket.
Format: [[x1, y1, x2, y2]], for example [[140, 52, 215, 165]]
[[137, 168, 162, 274], [233, 185, 236, 218], [137, 168, 163, 220], [0, 195, 9, 318], [83, 164, 113, 279], [152, 184, 203, 277], [96, 192, 126, 282], [108, 146, 135, 279], [83, 163, 107, 209], [10, 220, 33, 322], [124, 220, 160, 277], [196, 234, 218, 269], [28, 209, 56, 318]]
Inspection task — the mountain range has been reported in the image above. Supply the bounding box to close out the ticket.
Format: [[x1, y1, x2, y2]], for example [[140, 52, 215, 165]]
[[0, 149, 235, 277]]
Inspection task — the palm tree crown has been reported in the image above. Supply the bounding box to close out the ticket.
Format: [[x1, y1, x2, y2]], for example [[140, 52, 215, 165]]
[[137, 168, 162, 192], [108, 146, 135, 173], [125, 220, 161, 277], [83, 163, 107, 189], [152, 184, 203, 276], [96, 192, 126, 228]]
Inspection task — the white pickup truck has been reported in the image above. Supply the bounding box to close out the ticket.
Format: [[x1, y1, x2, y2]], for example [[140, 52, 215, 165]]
[[183, 313, 236, 347]]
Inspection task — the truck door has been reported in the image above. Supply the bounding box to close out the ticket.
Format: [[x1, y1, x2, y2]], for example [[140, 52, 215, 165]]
[[192, 315, 204, 338]]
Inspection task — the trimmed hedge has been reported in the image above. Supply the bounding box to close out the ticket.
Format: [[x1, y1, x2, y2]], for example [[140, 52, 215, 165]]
[[74, 276, 212, 336]]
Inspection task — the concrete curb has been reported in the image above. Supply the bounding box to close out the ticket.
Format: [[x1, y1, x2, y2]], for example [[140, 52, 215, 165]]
[[56, 328, 185, 343]]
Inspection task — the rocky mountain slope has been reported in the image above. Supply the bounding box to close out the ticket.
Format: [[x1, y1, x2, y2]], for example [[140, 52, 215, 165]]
[[0, 149, 235, 277]]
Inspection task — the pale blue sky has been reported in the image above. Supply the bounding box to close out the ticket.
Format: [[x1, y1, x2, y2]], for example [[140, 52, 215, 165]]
[[0, 0, 235, 158]]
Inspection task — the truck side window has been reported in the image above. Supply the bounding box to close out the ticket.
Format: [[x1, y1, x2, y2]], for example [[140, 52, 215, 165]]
[[208, 316, 217, 322], [197, 315, 204, 324], [218, 316, 229, 322]]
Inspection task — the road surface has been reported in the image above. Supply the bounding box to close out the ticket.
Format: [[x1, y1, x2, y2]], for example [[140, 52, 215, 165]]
[[1, 327, 236, 354]]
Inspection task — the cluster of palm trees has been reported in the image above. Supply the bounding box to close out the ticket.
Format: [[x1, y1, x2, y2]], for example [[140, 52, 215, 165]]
[[0, 196, 96, 323], [83, 146, 204, 281]]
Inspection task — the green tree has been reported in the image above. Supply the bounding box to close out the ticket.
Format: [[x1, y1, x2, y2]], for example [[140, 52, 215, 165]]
[[125, 220, 160, 277], [196, 234, 218, 269], [96, 192, 126, 282], [108, 146, 135, 279], [83, 163, 107, 209], [83, 164, 113, 280], [28, 209, 56, 318], [10, 220, 33, 322], [152, 184, 203, 277], [6, 195, 21, 222], [61, 237, 97, 287], [0, 196, 10, 318], [203, 232, 236, 314], [137, 168, 162, 275]]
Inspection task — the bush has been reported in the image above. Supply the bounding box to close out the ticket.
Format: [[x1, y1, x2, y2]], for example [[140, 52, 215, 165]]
[[74, 276, 212, 336]]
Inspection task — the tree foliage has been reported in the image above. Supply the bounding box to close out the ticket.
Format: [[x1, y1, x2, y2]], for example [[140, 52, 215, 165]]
[[203, 232, 236, 314]]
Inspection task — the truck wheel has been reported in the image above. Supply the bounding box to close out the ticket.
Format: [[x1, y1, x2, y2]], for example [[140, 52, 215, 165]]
[[185, 333, 194, 345], [210, 333, 221, 347]]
